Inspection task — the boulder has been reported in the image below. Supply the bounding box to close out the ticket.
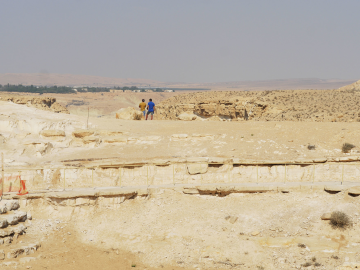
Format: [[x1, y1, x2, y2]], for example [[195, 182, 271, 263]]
[[0, 200, 20, 213], [40, 130, 65, 137], [187, 163, 208, 175], [321, 213, 332, 220], [177, 112, 197, 121], [115, 107, 143, 120], [208, 116, 223, 121], [0, 219, 8, 228], [225, 216, 238, 224]]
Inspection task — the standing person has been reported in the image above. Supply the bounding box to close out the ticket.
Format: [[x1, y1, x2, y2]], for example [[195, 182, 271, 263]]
[[146, 98, 155, 120], [139, 99, 147, 119]]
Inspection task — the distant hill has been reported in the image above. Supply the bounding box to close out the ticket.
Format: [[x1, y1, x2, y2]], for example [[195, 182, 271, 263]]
[[0, 73, 355, 90]]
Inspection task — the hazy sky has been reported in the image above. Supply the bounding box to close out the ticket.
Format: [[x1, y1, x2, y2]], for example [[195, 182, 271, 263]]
[[1, 0, 359, 82]]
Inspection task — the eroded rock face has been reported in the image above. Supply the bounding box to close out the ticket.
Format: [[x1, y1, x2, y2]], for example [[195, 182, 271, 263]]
[[0, 95, 69, 114], [156, 99, 268, 120], [187, 163, 208, 175], [73, 130, 95, 138]]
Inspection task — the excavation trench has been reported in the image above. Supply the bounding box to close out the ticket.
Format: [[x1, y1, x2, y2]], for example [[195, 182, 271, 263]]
[[2, 183, 360, 270]]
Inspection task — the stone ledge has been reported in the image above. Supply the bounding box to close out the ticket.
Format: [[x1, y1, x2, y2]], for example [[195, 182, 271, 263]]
[[4, 182, 360, 201]]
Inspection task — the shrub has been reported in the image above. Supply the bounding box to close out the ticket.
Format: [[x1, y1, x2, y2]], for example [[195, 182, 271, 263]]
[[308, 145, 315, 150], [297, 243, 306, 248], [342, 143, 355, 153], [330, 211, 352, 229], [302, 262, 312, 267], [134, 113, 142, 120]]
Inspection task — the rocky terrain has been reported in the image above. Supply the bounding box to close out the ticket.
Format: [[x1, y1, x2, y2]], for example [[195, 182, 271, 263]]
[[0, 199, 40, 267], [1, 81, 360, 269], [157, 84, 360, 122], [0, 94, 69, 114]]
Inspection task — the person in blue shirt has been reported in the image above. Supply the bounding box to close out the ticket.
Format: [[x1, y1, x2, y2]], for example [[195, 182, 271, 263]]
[[146, 99, 155, 120]]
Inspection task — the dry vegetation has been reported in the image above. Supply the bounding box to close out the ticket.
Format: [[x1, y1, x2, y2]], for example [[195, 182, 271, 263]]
[[329, 211, 352, 230], [342, 142, 356, 153]]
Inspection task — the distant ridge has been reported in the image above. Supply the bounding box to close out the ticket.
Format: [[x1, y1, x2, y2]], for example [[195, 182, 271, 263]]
[[0, 73, 355, 90], [0, 73, 161, 87]]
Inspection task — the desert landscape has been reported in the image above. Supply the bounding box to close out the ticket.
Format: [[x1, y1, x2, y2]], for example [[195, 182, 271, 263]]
[[0, 79, 360, 269]]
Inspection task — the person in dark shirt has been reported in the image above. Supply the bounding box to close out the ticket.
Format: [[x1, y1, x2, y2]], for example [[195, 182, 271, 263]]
[[146, 99, 155, 120]]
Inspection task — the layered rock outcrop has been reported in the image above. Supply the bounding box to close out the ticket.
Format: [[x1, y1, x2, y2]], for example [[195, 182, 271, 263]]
[[156, 99, 268, 120]]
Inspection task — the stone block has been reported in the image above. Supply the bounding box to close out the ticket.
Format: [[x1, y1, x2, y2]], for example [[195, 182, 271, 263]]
[[196, 185, 217, 194], [208, 157, 227, 164], [75, 197, 90, 206], [312, 158, 327, 163], [82, 135, 99, 144], [348, 186, 360, 195], [324, 185, 345, 192], [187, 163, 208, 175], [72, 129, 95, 138]]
